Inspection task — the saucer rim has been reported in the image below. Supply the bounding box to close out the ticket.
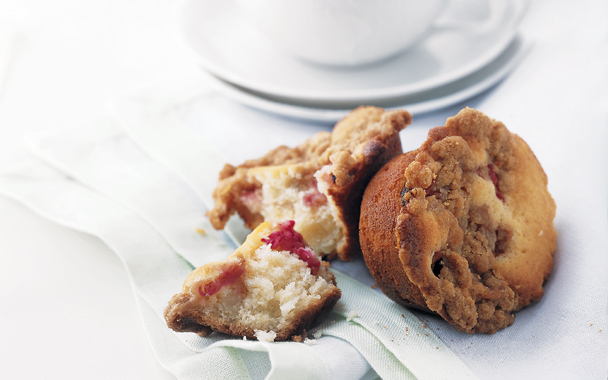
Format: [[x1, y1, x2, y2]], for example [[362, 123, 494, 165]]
[[203, 36, 529, 123], [179, 0, 528, 103]]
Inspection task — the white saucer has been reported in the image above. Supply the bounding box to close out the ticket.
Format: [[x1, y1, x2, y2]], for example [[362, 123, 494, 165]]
[[178, 0, 528, 103], [204, 37, 529, 123]]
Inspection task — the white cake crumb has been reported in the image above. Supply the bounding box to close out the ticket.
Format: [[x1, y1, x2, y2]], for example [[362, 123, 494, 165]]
[[346, 310, 358, 321], [538, 230, 544, 236], [313, 331, 323, 339], [254, 330, 277, 342], [303, 338, 318, 345], [243, 336, 247, 341]]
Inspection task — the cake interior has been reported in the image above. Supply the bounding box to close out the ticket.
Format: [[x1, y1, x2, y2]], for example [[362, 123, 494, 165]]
[[241, 164, 345, 256]]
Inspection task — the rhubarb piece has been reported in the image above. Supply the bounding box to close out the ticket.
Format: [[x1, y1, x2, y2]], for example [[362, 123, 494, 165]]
[[262, 220, 321, 275], [360, 108, 557, 334], [207, 106, 412, 260], [164, 221, 341, 340]]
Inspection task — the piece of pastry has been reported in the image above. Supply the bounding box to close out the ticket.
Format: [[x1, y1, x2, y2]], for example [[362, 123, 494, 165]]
[[164, 220, 341, 341], [207, 106, 412, 260], [360, 108, 557, 333]]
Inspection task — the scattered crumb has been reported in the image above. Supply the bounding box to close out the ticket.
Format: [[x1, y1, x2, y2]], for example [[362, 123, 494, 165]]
[[313, 331, 323, 339], [422, 324, 427, 328], [243, 336, 247, 341], [401, 314, 405, 318], [346, 310, 358, 321], [254, 330, 277, 343], [538, 230, 544, 237], [405, 327, 409, 332], [590, 323, 594, 327], [303, 338, 318, 346], [600, 330, 603, 333], [436, 347, 439, 350], [195, 228, 206, 236]]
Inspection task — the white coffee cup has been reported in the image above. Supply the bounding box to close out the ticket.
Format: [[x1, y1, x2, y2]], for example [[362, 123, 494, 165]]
[[236, 0, 499, 67]]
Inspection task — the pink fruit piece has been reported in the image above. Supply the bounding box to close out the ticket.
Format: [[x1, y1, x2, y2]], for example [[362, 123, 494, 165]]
[[262, 220, 321, 275], [198, 258, 246, 297], [303, 189, 327, 207], [487, 164, 505, 202]]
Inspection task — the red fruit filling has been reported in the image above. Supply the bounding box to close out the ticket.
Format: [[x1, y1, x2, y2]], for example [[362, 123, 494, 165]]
[[262, 220, 304, 252], [262, 220, 321, 275], [302, 178, 327, 208], [478, 165, 505, 202], [487, 164, 505, 202], [240, 188, 263, 213], [198, 258, 246, 297], [294, 247, 321, 275], [303, 189, 327, 207]]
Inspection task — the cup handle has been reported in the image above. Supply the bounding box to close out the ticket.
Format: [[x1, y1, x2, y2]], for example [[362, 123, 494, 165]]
[[432, 0, 520, 35]]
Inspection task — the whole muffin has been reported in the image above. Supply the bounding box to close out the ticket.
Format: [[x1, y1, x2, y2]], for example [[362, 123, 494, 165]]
[[360, 108, 556, 333]]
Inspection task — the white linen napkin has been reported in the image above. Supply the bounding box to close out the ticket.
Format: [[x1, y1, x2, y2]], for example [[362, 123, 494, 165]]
[[13, 111, 476, 379]]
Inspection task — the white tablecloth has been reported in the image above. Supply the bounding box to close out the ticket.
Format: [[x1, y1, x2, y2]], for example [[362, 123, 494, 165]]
[[0, 0, 606, 379]]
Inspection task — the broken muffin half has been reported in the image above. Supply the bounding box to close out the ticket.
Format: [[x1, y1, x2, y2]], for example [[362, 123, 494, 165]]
[[164, 220, 341, 341], [207, 106, 412, 260]]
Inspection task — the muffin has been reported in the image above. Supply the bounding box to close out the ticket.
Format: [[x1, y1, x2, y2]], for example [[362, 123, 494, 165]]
[[164, 220, 341, 341], [207, 106, 412, 260], [360, 108, 557, 333]]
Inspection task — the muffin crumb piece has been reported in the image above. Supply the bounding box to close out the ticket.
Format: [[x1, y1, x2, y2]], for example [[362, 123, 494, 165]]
[[255, 330, 277, 343]]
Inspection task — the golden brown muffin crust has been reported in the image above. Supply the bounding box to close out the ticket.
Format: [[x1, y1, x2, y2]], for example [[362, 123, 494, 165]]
[[360, 108, 556, 333]]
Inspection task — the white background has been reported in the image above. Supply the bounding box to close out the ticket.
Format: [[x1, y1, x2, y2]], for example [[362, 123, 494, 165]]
[[0, 1, 196, 378]]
